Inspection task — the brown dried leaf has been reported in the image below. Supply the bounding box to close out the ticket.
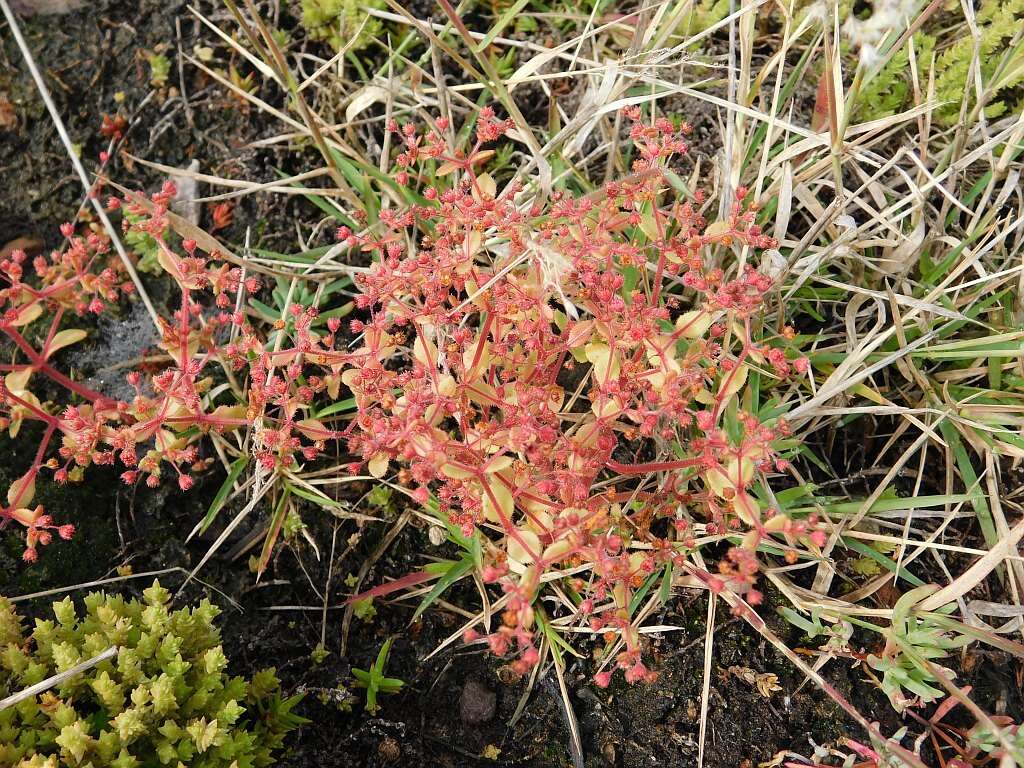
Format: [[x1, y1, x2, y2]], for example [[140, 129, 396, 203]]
[[0, 95, 17, 132]]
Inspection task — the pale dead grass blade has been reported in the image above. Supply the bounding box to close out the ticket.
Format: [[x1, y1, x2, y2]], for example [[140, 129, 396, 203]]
[[0, 646, 118, 711]]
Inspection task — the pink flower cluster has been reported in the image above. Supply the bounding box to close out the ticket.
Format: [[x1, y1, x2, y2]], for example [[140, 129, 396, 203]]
[[2, 108, 816, 689], [335, 108, 815, 684], [0, 182, 341, 561]]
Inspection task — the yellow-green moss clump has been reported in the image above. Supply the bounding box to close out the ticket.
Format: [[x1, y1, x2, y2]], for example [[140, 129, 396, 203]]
[[299, 0, 384, 53], [0, 582, 304, 767]]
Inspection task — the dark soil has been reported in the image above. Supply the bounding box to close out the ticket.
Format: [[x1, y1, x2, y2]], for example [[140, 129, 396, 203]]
[[0, 452, 904, 768], [2, 2, 1023, 768], [8, 459, 1020, 768]]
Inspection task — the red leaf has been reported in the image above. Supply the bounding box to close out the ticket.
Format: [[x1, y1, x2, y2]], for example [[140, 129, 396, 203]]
[[811, 68, 833, 134], [345, 570, 437, 604]]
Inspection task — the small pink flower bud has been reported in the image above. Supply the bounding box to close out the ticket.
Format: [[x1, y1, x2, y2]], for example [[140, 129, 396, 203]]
[[696, 411, 714, 431], [625, 662, 648, 683]]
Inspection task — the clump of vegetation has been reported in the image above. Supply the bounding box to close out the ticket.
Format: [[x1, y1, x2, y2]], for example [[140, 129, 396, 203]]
[[351, 638, 403, 714], [0, 582, 304, 767], [929, 0, 1024, 123], [145, 51, 172, 90], [5, 0, 1024, 759], [0, 187, 265, 563], [298, 0, 384, 53], [0, 105, 817, 688], [856, 0, 1024, 124], [339, 107, 815, 684]]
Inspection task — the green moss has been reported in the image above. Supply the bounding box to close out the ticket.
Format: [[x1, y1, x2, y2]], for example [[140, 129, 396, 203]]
[[855, 33, 936, 122], [299, 0, 385, 53], [0, 582, 304, 767], [933, 0, 1024, 124], [145, 53, 171, 89], [857, 0, 1024, 125]]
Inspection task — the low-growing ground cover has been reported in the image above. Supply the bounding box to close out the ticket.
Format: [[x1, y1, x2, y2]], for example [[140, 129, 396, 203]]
[[2, 0, 1024, 766]]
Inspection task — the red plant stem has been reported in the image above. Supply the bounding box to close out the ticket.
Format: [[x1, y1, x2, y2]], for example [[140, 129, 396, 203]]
[[605, 456, 703, 475], [29, 421, 54, 473], [490, 471, 553, 533], [1, 325, 110, 405], [42, 308, 63, 354], [648, 185, 671, 307], [32, 422, 55, 466], [3, 388, 60, 427], [14, 275, 92, 305], [475, 469, 541, 561], [468, 313, 493, 373], [345, 568, 437, 604], [178, 285, 190, 371]]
